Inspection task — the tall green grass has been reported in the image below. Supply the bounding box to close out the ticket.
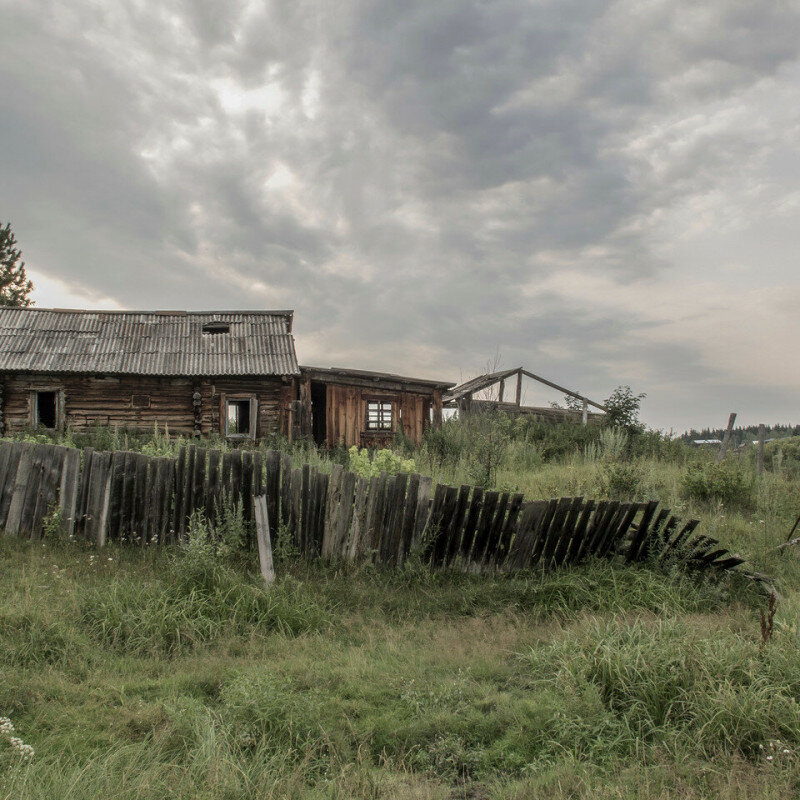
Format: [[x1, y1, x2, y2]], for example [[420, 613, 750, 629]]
[[3, 420, 800, 797]]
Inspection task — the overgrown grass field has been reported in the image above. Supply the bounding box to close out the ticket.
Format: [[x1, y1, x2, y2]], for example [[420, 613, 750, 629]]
[[2, 417, 800, 798]]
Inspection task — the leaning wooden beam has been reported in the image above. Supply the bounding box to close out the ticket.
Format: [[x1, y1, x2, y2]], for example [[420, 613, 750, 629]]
[[716, 412, 737, 463], [253, 494, 275, 587], [519, 370, 607, 411], [757, 423, 766, 477]]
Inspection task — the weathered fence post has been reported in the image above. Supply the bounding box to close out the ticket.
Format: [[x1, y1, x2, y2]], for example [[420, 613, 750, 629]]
[[716, 412, 737, 463], [253, 493, 275, 587], [757, 423, 766, 477]]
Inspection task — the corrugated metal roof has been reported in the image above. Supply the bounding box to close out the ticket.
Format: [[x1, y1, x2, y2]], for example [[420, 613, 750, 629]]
[[0, 308, 300, 377], [301, 365, 455, 389]]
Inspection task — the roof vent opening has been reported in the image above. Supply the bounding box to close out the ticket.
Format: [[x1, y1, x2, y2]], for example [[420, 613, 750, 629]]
[[202, 321, 230, 335]]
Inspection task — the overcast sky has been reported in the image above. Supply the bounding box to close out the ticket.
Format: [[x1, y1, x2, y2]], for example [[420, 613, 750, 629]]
[[2, 0, 799, 432]]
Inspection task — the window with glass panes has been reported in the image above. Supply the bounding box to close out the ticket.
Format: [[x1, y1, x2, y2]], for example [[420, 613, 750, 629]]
[[366, 400, 393, 430]]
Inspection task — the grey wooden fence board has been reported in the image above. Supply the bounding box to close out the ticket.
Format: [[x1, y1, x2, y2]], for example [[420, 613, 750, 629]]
[[280, 453, 293, 531], [263, 450, 279, 533], [59, 447, 81, 540], [345, 476, 369, 561], [332, 469, 357, 560], [551, 497, 584, 566], [291, 467, 302, 546], [5, 442, 36, 537], [206, 449, 221, 517], [0, 442, 24, 528], [495, 492, 524, 565], [411, 475, 433, 552], [253, 494, 275, 586], [321, 465, 344, 558], [482, 492, 510, 565], [398, 472, 420, 565], [382, 472, 408, 566], [444, 485, 471, 566]]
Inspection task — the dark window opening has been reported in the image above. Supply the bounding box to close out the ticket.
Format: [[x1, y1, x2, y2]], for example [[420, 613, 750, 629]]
[[310, 381, 327, 446], [203, 321, 230, 334], [226, 399, 253, 437], [36, 391, 57, 429], [131, 394, 151, 409], [366, 401, 393, 431]]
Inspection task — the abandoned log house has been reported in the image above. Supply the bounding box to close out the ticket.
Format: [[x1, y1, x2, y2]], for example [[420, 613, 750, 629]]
[[298, 366, 451, 449], [0, 308, 451, 447]]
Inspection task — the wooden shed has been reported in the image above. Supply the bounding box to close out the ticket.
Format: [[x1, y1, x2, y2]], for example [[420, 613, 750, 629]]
[[0, 308, 300, 439], [297, 367, 454, 449]]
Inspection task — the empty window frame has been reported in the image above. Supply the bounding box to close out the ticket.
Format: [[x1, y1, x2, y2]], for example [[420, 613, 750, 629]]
[[225, 396, 257, 438], [366, 400, 393, 431], [32, 390, 59, 430]]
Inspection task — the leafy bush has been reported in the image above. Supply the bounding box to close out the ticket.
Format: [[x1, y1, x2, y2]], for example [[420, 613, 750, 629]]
[[765, 435, 800, 480], [680, 462, 753, 508], [603, 385, 646, 432], [598, 462, 644, 500], [347, 446, 416, 478]]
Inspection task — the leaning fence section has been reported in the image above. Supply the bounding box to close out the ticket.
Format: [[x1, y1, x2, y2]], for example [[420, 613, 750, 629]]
[[0, 440, 748, 577]]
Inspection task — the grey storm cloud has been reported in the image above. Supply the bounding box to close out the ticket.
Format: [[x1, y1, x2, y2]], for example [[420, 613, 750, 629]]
[[2, 0, 800, 430]]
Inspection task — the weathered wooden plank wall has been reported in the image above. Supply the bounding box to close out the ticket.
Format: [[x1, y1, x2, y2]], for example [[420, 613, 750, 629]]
[[0, 439, 749, 579]]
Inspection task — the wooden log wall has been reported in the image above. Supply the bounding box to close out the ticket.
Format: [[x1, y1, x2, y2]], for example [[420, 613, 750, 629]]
[[0, 439, 750, 580], [0, 373, 291, 439]]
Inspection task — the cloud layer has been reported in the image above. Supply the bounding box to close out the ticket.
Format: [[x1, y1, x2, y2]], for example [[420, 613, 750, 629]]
[[2, 0, 800, 430]]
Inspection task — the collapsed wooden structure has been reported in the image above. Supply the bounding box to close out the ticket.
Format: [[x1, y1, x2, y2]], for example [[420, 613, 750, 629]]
[[444, 367, 607, 424], [0, 439, 751, 582]]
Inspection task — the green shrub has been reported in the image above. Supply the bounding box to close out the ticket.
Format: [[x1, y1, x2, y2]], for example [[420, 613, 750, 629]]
[[765, 435, 800, 480], [598, 462, 644, 500], [347, 446, 416, 478], [680, 462, 753, 508]]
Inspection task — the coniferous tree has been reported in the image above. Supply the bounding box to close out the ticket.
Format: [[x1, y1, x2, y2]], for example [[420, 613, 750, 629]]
[[0, 222, 33, 307]]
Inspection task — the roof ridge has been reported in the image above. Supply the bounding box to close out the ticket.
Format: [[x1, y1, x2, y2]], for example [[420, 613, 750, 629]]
[[3, 307, 294, 316]]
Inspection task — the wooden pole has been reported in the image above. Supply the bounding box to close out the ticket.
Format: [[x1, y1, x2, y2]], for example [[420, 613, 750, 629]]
[[515, 370, 522, 406], [498, 379, 505, 403], [757, 424, 766, 477], [519, 369, 607, 411], [716, 413, 737, 463], [254, 494, 275, 587]]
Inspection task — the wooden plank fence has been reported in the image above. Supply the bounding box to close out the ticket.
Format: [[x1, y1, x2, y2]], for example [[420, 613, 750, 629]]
[[0, 439, 751, 579]]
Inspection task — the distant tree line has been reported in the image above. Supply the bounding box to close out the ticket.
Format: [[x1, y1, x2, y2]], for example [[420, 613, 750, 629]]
[[679, 424, 800, 446]]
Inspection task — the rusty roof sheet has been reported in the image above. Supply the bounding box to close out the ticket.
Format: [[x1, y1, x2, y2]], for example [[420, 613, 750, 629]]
[[0, 308, 299, 377]]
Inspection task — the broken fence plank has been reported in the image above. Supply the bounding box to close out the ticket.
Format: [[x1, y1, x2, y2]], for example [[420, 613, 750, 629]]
[[253, 494, 275, 587]]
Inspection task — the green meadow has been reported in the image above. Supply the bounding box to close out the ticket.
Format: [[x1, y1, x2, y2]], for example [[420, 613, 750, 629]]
[[2, 417, 800, 799]]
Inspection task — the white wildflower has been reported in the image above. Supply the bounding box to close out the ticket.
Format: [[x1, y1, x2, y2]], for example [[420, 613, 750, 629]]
[[767, 755, 774, 761]]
